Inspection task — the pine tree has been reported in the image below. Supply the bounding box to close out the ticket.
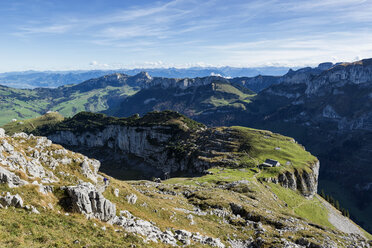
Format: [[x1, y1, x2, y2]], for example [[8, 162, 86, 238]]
[[325, 194, 330, 203], [335, 200, 340, 210], [341, 208, 346, 216], [329, 195, 335, 205], [320, 189, 325, 198], [346, 210, 350, 218]]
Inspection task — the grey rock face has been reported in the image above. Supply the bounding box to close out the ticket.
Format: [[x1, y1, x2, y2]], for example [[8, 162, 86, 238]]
[[81, 159, 100, 183], [279, 59, 372, 96], [48, 125, 171, 157], [126, 193, 137, 204], [65, 182, 116, 222], [47, 126, 190, 173], [0, 133, 99, 184], [277, 161, 319, 198], [0, 192, 23, 208], [2, 140, 14, 153], [47, 125, 235, 177], [141, 75, 229, 90], [12, 132, 29, 139], [113, 213, 225, 247], [0, 128, 5, 138], [0, 166, 28, 188], [113, 215, 178, 245]]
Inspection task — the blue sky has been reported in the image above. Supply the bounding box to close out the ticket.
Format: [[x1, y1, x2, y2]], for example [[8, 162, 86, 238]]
[[1, 0, 372, 72]]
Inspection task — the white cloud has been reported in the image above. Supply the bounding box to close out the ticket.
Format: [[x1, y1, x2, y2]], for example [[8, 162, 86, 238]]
[[5, 0, 372, 70], [14, 24, 72, 36]]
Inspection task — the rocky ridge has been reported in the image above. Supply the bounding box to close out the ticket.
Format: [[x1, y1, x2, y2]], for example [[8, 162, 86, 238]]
[[36, 111, 320, 198]]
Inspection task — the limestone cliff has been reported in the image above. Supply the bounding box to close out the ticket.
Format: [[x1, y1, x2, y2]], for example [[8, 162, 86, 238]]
[[273, 161, 319, 198], [36, 111, 320, 198]]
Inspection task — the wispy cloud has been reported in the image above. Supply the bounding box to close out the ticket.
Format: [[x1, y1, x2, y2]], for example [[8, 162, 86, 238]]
[[15, 24, 73, 36], [2, 0, 372, 71]]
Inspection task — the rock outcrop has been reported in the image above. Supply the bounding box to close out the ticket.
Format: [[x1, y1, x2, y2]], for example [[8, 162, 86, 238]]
[[0, 166, 28, 188], [126, 193, 137, 204], [0, 131, 100, 184], [274, 161, 319, 198], [0, 128, 5, 138], [113, 213, 225, 247], [65, 182, 116, 222], [38, 112, 320, 198], [0, 192, 23, 208]]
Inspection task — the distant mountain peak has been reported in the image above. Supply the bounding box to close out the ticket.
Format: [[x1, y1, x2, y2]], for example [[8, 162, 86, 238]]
[[104, 73, 128, 80], [317, 62, 334, 71], [133, 71, 152, 80]]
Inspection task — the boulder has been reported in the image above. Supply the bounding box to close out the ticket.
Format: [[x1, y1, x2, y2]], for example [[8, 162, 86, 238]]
[[0, 166, 28, 188], [81, 159, 100, 183], [65, 182, 116, 222], [126, 193, 138, 204], [113, 215, 177, 245], [0, 192, 23, 208], [12, 132, 29, 139], [26, 160, 46, 178], [2, 140, 14, 153], [0, 128, 5, 138]]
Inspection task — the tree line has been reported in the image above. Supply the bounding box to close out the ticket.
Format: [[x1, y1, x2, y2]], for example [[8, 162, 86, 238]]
[[320, 189, 350, 218]]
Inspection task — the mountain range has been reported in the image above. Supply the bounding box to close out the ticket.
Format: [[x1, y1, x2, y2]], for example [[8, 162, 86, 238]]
[[0, 71, 280, 126], [0, 66, 292, 89], [1, 59, 372, 233]]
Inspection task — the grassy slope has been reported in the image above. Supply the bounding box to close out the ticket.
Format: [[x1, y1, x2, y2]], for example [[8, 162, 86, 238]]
[[230, 126, 317, 177], [2, 112, 64, 135], [0, 86, 50, 126], [0, 84, 139, 126], [201, 83, 255, 108], [110, 82, 256, 118], [165, 172, 333, 230]]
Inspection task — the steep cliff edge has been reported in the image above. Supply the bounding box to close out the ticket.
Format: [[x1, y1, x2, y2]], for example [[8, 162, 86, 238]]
[[234, 58, 372, 232], [32, 111, 319, 198]]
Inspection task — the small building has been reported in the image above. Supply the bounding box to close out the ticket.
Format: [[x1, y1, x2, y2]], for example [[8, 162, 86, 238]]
[[260, 159, 280, 168]]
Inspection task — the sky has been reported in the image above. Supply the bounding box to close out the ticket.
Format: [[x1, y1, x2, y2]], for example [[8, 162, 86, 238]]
[[0, 0, 372, 72]]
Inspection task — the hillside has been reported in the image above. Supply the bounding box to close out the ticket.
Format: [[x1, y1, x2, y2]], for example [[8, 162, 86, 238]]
[[2, 112, 64, 135], [108, 82, 255, 119], [0, 113, 370, 247], [0, 74, 140, 126], [0, 72, 273, 126]]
